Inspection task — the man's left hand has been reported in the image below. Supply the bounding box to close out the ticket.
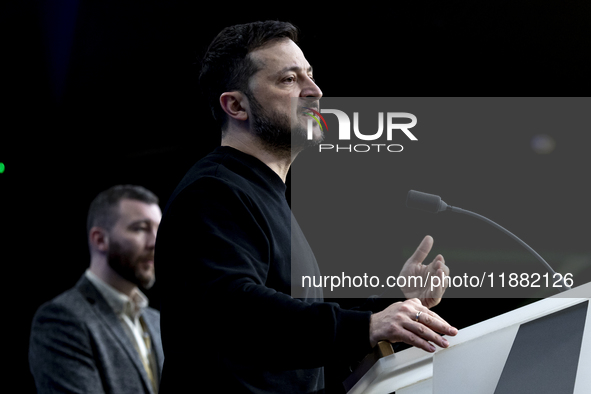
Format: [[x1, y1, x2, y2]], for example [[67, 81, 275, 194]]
[[398, 235, 449, 309]]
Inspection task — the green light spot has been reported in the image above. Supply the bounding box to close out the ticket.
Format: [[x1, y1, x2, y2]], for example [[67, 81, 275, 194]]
[[0, 162, 4, 174]]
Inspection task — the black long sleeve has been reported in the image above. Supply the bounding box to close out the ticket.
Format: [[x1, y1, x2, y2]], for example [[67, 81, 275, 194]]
[[156, 147, 372, 393]]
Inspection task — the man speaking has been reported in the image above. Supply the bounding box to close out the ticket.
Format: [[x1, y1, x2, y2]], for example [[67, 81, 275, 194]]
[[155, 20, 457, 393]]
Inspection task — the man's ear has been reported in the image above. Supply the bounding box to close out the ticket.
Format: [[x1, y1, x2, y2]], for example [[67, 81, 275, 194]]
[[89, 226, 109, 253], [219, 91, 249, 121]]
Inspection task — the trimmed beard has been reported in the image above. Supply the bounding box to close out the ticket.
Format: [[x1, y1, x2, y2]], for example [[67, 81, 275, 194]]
[[246, 91, 323, 156], [107, 238, 155, 290]]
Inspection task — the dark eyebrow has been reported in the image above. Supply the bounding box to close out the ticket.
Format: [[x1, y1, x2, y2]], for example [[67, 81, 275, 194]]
[[275, 65, 314, 78], [127, 219, 152, 228]]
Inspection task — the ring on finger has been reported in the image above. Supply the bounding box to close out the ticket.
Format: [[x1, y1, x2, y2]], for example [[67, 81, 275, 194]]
[[415, 311, 422, 322]]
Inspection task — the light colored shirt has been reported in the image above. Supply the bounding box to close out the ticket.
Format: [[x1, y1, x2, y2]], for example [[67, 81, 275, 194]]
[[85, 270, 158, 390]]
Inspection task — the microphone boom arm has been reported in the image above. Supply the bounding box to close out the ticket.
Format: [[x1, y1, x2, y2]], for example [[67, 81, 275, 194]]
[[447, 205, 571, 291]]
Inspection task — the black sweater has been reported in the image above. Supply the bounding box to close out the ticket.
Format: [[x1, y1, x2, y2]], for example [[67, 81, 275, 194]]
[[156, 146, 373, 393]]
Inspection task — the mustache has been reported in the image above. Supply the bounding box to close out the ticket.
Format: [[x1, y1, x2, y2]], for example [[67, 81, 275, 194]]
[[137, 252, 155, 262], [298, 98, 320, 114]]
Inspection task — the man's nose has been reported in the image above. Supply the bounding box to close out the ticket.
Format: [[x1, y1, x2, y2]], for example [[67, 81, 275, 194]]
[[146, 228, 157, 249], [300, 75, 322, 98]]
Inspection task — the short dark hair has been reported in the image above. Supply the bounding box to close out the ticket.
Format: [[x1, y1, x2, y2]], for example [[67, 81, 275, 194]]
[[199, 20, 299, 130], [86, 185, 159, 237]]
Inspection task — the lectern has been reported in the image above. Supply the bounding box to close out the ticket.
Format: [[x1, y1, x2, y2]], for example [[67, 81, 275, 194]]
[[345, 281, 591, 394]]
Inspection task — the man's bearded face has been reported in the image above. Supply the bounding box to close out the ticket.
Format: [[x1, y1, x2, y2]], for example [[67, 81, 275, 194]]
[[247, 91, 324, 154]]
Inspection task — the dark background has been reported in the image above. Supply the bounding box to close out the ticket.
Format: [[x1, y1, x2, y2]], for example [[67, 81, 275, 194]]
[[3, 1, 590, 392]]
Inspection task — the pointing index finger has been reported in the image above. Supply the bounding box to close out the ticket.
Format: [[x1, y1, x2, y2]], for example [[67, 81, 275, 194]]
[[409, 235, 434, 265]]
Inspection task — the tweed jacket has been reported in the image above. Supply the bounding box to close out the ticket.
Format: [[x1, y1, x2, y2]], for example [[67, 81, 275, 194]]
[[29, 275, 164, 394]]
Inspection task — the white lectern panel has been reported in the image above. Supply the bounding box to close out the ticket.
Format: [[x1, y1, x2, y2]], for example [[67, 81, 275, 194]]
[[433, 324, 519, 393], [347, 281, 590, 394]]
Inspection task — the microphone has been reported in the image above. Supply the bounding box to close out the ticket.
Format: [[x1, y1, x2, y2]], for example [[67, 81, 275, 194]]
[[406, 190, 449, 213], [406, 190, 571, 292]]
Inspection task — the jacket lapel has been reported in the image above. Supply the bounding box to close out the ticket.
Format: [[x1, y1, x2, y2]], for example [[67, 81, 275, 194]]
[[75, 276, 155, 394], [141, 311, 164, 377]]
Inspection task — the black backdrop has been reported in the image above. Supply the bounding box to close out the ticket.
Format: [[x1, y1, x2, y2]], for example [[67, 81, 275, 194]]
[[3, 1, 591, 392]]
